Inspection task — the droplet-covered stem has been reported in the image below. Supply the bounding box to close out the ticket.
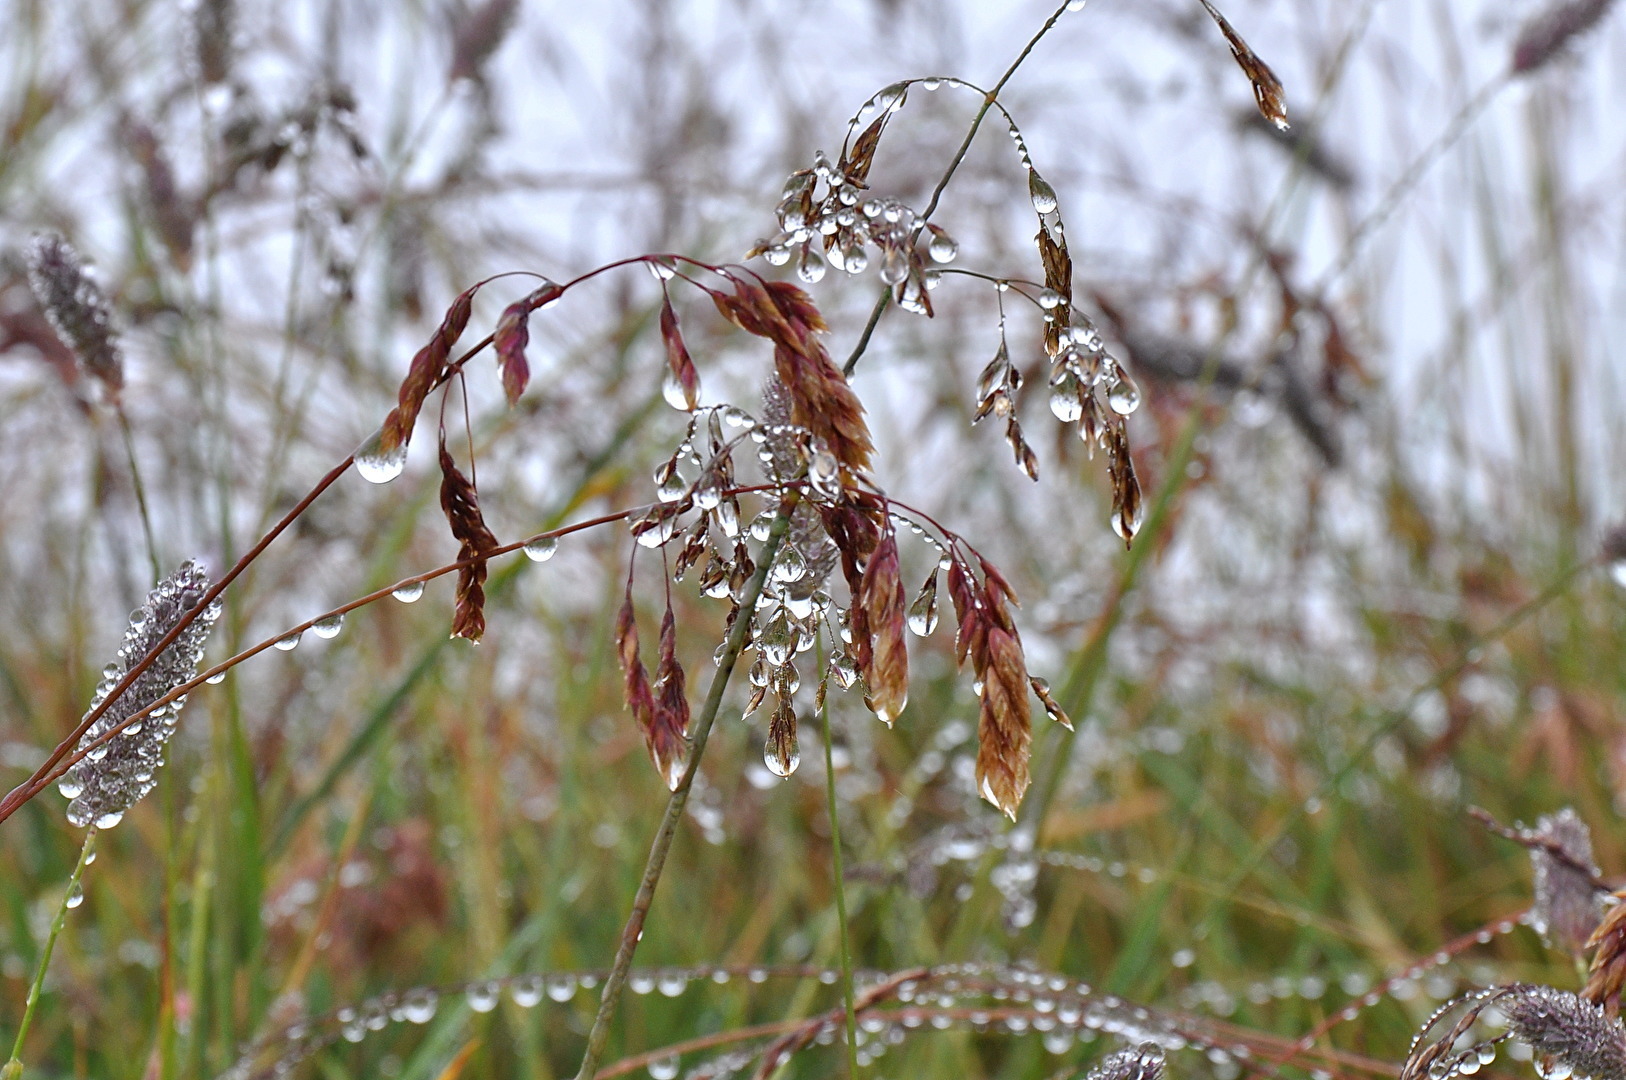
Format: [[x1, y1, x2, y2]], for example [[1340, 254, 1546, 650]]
[[5, 828, 97, 1076]]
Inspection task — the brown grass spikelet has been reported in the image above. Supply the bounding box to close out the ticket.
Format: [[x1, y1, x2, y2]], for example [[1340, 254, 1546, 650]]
[[659, 291, 701, 412], [945, 556, 1036, 818], [25, 233, 124, 400], [859, 529, 909, 725], [493, 281, 562, 407], [1587, 894, 1626, 1017], [1199, 0, 1289, 131], [1512, 0, 1619, 72], [437, 447, 500, 642], [649, 607, 691, 790], [706, 275, 873, 472], [381, 286, 478, 455], [615, 592, 658, 754]]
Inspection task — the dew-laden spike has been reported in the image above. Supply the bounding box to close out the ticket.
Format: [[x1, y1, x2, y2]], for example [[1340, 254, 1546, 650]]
[[64, 561, 222, 829]]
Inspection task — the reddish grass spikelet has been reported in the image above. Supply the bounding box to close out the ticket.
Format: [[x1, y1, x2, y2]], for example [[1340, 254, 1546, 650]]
[[1587, 896, 1626, 1015], [707, 276, 873, 472], [382, 286, 478, 454], [437, 447, 500, 642], [659, 292, 700, 412], [649, 607, 691, 790], [1199, 0, 1289, 131], [945, 556, 1036, 818], [858, 529, 909, 725], [1512, 0, 1619, 72], [492, 281, 562, 406], [615, 592, 658, 756]]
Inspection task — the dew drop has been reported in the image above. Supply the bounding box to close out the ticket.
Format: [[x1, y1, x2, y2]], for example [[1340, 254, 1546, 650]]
[[662, 369, 697, 412], [907, 584, 938, 637], [311, 614, 344, 640], [842, 246, 868, 274], [523, 536, 559, 562], [1029, 172, 1059, 215], [657, 972, 688, 997], [354, 430, 408, 484], [629, 972, 657, 995], [273, 631, 303, 651], [546, 974, 577, 1001], [1066, 0, 1087, 10], [65, 883, 84, 909], [762, 245, 792, 267], [764, 733, 800, 778], [510, 976, 544, 1007], [400, 988, 438, 1023], [648, 1056, 680, 1080], [58, 776, 83, 799], [392, 580, 425, 603], [205, 670, 227, 684], [795, 246, 827, 284], [1107, 373, 1142, 416], [928, 228, 958, 264], [1048, 372, 1084, 422], [1610, 558, 1626, 590], [1036, 287, 1063, 309], [467, 981, 501, 1013], [94, 810, 125, 829]]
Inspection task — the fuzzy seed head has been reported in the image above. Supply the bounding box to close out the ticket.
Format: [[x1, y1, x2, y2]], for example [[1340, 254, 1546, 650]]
[[1502, 984, 1626, 1080], [25, 233, 124, 398], [62, 561, 220, 829]]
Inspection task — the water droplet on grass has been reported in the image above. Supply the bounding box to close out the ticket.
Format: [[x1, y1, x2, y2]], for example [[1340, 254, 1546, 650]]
[[468, 981, 501, 1012], [354, 430, 408, 484], [1029, 172, 1059, 215], [523, 536, 559, 562], [648, 1056, 679, 1080], [400, 988, 438, 1023], [65, 883, 84, 908], [510, 976, 544, 1007], [311, 615, 344, 640], [392, 581, 425, 603], [546, 974, 577, 1002], [273, 631, 302, 651]]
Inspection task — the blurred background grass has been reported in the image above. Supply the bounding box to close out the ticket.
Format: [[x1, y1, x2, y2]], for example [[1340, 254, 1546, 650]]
[[1, 0, 1624, 1077]]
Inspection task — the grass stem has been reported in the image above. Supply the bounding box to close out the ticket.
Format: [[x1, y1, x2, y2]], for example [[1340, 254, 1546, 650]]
[[571, 496, 799, 1080]]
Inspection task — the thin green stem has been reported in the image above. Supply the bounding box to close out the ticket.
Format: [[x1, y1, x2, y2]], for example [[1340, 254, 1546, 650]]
[[844, 0, 1077, 375], [114, 406, 162, 583], [571, 497, 798, 1080], [5, 828, 97, 1077], [818, 667, 860, 1078]]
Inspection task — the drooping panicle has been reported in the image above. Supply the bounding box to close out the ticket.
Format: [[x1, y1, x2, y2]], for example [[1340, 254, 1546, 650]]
[[61, 561, 221, 829], [25, 233, 125, 400]]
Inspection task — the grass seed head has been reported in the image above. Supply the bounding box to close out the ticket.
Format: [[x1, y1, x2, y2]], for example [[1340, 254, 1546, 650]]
[[62, 561, 220, 829], [25, 233, 124, 401]]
